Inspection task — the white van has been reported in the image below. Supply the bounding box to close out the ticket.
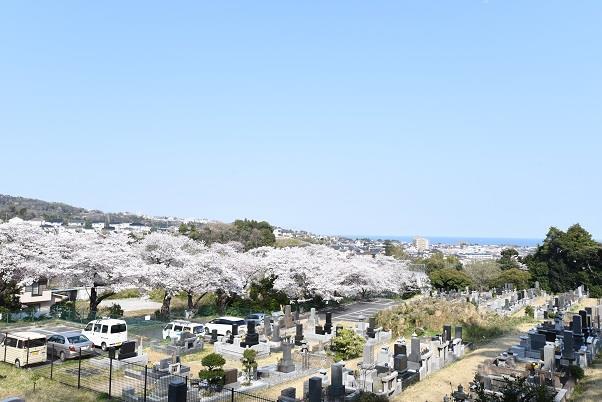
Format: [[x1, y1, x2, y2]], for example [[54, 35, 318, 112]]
[[1, 331, 47, 368], [162, 321, 204, 341], [82, 318, 128, 351]]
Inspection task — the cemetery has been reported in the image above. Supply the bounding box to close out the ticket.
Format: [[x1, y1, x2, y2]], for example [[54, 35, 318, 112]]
[[469, 285, 601, 402]]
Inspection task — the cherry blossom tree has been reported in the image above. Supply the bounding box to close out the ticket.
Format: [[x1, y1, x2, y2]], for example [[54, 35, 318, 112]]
[[57, 230, 141, 319], [138, 231, 196, 318]]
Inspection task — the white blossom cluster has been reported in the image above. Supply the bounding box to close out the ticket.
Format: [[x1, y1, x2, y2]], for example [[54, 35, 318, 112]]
[[0, 220, 428, 302]]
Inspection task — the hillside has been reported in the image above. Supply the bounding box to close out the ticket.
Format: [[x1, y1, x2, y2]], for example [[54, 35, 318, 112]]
[[0, 194, 169, 225]]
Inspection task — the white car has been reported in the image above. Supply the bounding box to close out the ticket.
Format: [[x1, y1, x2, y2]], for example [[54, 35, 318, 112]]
[[204, 316, 246, 336], [82, 318, 128, 351], [162, 321, 204, 341]]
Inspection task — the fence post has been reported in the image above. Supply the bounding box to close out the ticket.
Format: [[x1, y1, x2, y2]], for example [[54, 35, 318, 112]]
[[50, 345, 54, 379], [26, 338, 30, 367], [77, 347, 82, 388], [143, 364, 148, 402], [231, 387, 235, 402], [3, 332, 7, 363], [109, 353, 113, 399]]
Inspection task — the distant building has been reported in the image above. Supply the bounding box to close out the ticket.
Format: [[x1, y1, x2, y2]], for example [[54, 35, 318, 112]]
[[413, 236, 429, 251], [19, 277, 68, 316]]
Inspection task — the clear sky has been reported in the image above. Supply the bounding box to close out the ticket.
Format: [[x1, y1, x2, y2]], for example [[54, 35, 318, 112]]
[[1, 1, 600, 239]]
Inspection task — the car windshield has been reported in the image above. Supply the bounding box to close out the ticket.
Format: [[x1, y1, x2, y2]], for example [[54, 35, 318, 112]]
[[24, 338, 46, 348], [111, 324, 127, 334], [247, 315, 259, 319], [68, 335, 90, 344], [234, 320, 246, 326]]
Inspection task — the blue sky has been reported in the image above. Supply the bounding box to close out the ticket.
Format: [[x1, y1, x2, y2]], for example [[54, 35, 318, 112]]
[[1, 1, 600, 239]]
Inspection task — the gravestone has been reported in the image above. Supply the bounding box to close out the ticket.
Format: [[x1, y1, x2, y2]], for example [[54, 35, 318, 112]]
[[377, 347, 389, 366], [363, 341, 375, 366], [315, 325, 325, 335], [168, 376, 187, 402], [572, 315, 583, 334], [394, 342, 406, 357], [309, 308, 317, 327], [329, 363, 345, 402], [366, 317, 376, 339], [455, 326, 462, 340], [294, 306, 300, 321], [244, 322, 259, 347], [285, 305, 293, 328], [443, 325, 452, 342], [394, 354, 408, 372], [409, 336, 421, 363], [279, 387, 297, 402], [227, 324, 239, 344], [579, 310, 588, 329], [264, 316, 272, 337], [324, 312, 333, 334], [529, 333, 546, 352], [211, 329, 218, 343], [277, 340, 296, 373], [295, 323, 304, 346], [563, 331, 575, 360], [273, 320, 281, 342], [308, 376, 322, 402], [224, 368, 238, 385], [543, 344, 554, 370], [118, 341, 137, 360]]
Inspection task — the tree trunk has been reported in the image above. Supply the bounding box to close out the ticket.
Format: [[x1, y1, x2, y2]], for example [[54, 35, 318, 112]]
[[88, 286, 116, 320], [187, 292, 193, 310], [160, 291, 172, 319], [215, 289, 229, 315], [88, 286, 98, 320]]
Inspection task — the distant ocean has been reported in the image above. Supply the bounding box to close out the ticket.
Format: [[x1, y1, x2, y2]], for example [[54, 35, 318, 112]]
[[347, 235, 542, 247]]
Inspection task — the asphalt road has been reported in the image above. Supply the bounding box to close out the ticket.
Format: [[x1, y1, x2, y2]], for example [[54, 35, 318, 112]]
[[321, 298, 399, 322]]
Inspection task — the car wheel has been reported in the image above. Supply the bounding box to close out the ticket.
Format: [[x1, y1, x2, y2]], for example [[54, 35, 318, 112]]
[[14, 359, 20, 368], [226, 331, 231, 336], [165, 336, 171, 342], [205, 327, 210, 334], [59, 351, 66, 362], [101, 342, 107, 351]]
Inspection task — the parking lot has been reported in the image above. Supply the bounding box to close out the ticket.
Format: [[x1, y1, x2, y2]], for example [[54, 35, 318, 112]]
[[0, 322, 83, 337], [321, 298, 399, 322]]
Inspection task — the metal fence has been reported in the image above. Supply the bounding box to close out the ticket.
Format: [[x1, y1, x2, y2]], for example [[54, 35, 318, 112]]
[[31, 347, 275, 402]]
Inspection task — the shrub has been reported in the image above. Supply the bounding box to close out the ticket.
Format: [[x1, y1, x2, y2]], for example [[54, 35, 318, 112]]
[[569, 365, 584, 380], [199, 353, 226, 389], [107, 303, 124, 318], [356, 392, 389, 402], [330, 328, 365, 361], [241, 349, 257, 385], [524, 305, 534, 319], [50, 301, 77, 320]]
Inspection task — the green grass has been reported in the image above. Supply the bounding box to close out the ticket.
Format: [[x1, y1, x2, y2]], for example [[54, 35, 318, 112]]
[[104, 289, 141, 300], [462, 315, 533, 345], [0, 362, 106, 402]]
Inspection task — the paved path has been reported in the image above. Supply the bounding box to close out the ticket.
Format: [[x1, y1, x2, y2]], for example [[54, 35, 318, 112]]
[[321, 298, 399, 322], [98, 297, 162, 312]]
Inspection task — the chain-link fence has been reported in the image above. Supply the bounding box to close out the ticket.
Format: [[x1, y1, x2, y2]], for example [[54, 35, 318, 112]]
[[32, 347, 275, 402]]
